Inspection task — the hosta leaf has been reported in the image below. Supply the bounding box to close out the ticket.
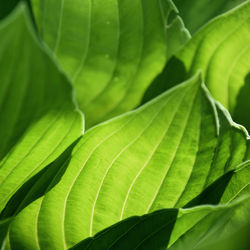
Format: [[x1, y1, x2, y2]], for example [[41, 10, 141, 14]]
[[0, 1, 34, 21], [143, 1, 250, 131], [165, 15, 190, 60], [0, 0, 20, 20], [70, 196, 250, 250], [3, 74, 250, 249], [173, 0, 246, 34], [0, 5, 83, 213], [0, 139, 79, 220], [30, 0, 189, 128], [184, 160, 250, 207], [193, 219, 250, 250], [0, 219, 11, 247]]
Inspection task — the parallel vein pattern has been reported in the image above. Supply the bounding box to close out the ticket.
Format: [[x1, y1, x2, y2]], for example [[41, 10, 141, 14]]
[[69, 196, 250, 250], [0, 6, 83, 214], [31, 0, 190, 127], [145, 1, 250, 130], [5, 74, 250, 249], [173, 0, 247, 34]]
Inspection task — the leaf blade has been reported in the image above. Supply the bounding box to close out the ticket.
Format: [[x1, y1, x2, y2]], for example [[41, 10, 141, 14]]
[[0, 4, 84, 214], [30, 0, 189, 127], [4, 74, 249, 249]]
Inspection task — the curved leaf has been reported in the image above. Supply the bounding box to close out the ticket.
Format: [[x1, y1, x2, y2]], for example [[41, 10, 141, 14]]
[[0, 1, 35, 24], [0, 5, 84, 213], [143, 1, 250, 131], [0, 219, 11, 247], [3, 74, 250, 249], [70, 196, 250, 250], [173, 0, 246, 34], [0, 0, 20, 20], [30, 0, 189, 127]]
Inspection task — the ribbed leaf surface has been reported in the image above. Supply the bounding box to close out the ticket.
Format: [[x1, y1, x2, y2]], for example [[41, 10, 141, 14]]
[[70, 196, 250, 250], [0, 5, 83, 214], [3, 74, 249, 249], [143, 1, 250, 131], [173, 0, 246, 34], [30, 0, 190, 127]]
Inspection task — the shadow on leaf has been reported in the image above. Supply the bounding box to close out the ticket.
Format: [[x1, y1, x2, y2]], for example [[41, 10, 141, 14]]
[[184, 171, 234, 208], [233, 73, 250, 133], [70, 209, 178, 250], [140, 56, 187, 106], [0, 137, 80, 219]]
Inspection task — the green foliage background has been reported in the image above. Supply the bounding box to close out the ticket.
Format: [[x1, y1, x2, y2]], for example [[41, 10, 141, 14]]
[[0, 0, 249, 249]]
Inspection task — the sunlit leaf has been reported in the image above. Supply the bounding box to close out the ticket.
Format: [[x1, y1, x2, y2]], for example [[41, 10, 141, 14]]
[[0, 5, 84, 214], [143, 1, 250, 131], [70, 196, 250, 250], [30, 0, 190, 127], [3, 74, 249, 249]]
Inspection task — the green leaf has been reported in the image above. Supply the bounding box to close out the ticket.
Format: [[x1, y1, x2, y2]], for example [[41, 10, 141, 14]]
[[173, 0, 247, 34], [165, 15, 190, 60], [193, 218, 250, 250], [0, 1, 34, 22], [3, 74, 249, 249], [0, 219, 12, 247], [0, 139, 79, 220], [69, 196, 250, 250], [30, 0, 189, 128], [0, 0, 20, 20], [143, 1, 250, 131], [184, 160, 250, 207], [0, 5, 83, 214]]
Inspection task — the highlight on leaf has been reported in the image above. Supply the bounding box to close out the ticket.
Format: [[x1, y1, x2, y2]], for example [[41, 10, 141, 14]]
[[3, 74, 250, 249], [0, 0, 249, 249]]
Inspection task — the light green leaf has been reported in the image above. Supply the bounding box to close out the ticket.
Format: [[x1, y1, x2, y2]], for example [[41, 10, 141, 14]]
[[0, 5, 83, 214], [3, 74, 249, 249], [143, 1, 250, 131], [173, 0, 246, 34], [69, 196, 250, 250], [30, 0, 189, 128], [165, 15, 190, 60]]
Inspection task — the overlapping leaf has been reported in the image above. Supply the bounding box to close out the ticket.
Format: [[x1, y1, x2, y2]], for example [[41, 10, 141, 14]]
[[70, 196, 250, 250], [143, 1, 250, 131], [0, 5, 83, 214], [30, 0, 190, 127], [0, 2, 249, 249], [3, 74, 249, 249], [173, 0, 246, 34], [0, 0, 20, 20]]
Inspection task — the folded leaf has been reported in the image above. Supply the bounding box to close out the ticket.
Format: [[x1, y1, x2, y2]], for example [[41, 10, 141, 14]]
[[143, 1, 250, 131], [30, 0, 189, 127], [173, 0, 246, 34], [3, 74, 249, 249], [0, 5, 83, 213], [70, 196, 250, 250]]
